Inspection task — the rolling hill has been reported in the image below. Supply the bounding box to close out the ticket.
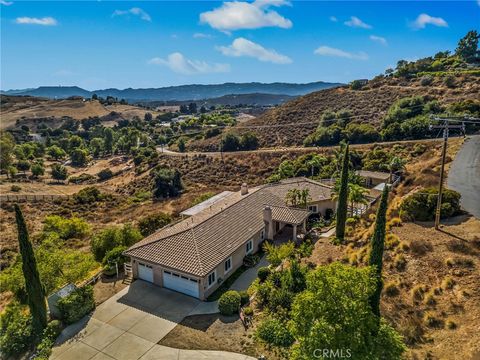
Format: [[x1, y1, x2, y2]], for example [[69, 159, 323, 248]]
[[1, 81, 342, 101], [189, 73, 480, 150]]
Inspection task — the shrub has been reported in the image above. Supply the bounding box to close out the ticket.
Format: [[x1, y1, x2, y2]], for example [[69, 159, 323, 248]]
[[411, 284, 426, 302], [137, 213, 172, 237], [443, 75, 456, 88], [57, 286, 95, 324], [243, 306, 253, 317], [256, 317, 294, 347], [218, 290, 241, 316], [35, 320, 63, 359], [399, 317, 424, 345], [441, 276, 455, 290], [384, 281, 400, 297], [97, 168, 113, 181], [91, 224, 142, 262], [73, 186, 104, 204], [419, 75, 433, 86], [257, 267, 270, 282], [239, 290, 250, 306], [43, 215, 90, 241], [400, 188, 461, 221], [102, 245, 128, 266], [11, 185, 21, 192], [268, 288, 294, 311], [424, 292, 436, 306], [0, 302, 34, 357], [394, 254, 407, 270], [386, 234, 400, 249], [446, 320, 457, 329], [423, 311, 441, 328]]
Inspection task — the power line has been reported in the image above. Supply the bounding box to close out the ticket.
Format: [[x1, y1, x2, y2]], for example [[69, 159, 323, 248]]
[[429, 116, 467, 230]]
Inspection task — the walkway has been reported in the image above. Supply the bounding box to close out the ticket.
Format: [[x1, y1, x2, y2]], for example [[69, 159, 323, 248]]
[[50, 281, 254, 360], [188, 255, 268, 316]]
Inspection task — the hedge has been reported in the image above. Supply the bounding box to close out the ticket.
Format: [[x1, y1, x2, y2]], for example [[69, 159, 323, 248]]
[[218, 290, 241, 316], [57, 286, 95, 324]]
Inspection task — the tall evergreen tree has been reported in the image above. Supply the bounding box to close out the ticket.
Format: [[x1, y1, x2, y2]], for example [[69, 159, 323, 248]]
[[335, 143, 349, 241], [368, 185, 389, 320], [14, 204, 47, 335]]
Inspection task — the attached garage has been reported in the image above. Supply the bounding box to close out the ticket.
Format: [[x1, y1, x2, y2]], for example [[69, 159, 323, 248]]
[[163, 270, 199, 298], [137, 262, 153, 283]]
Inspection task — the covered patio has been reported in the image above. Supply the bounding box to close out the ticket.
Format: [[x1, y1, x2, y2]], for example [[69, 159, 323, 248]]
[[264, 205, 310, 244]]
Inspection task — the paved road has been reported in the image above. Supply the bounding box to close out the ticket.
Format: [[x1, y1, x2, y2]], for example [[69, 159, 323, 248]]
[[51, 281, 254, 360], [157, 137, 457, 158], [447, 135, 480, 219]]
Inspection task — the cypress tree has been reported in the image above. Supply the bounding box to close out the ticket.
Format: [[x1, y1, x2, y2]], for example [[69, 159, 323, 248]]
[[335, 143, 349, 241], [14, 204, 47, 335], [368, 185, 389, 319]]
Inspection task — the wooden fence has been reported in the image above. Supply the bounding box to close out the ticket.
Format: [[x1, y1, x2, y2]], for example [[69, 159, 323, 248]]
[[0, 193, 70, 203]]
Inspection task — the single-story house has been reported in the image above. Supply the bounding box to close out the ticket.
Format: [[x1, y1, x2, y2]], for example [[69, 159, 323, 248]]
[[124, 178, 334, 300], [356, 170, 391, 188]]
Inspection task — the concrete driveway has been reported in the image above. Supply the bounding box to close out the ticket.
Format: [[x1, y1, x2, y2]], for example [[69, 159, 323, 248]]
[[51, 281, 253, 360]]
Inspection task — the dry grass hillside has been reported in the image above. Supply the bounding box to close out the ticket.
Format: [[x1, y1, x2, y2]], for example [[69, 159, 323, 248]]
[[190, 74, 480, 150], [309, 137, 480, 360], [0, 96, 161, 130]]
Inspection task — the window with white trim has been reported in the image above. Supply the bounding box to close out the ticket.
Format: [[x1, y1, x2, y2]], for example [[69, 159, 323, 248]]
[[207, 271, 216, 288], [246, 239, 253, 254], [308, 205, 318, 213], [224, 257, 232, 273]]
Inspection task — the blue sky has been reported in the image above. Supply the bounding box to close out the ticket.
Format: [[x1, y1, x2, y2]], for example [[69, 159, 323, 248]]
[[1, 1, 479, 90]]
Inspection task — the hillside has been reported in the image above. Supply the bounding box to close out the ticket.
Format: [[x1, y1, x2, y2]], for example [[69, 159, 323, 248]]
[[0, 96, 164, 130], [189, 74, 480, 150], [139, 93, 295, 107], [1, 81, 342, 101]]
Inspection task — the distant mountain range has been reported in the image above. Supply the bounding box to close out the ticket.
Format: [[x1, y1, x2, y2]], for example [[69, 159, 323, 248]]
[[1, 81, 343, 102]]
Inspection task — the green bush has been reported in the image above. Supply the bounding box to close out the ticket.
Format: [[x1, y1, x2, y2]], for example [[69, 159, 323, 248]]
[[73, 186, 104, 204], [218, 290, 241, 316], [57, 286, 95, 324], [137, 213, 172, 237], [400, 187, 461, 221], [256, 317, 294, 347], [43, 215, 90, 240], [0, 302, 34, 357], [35, 320, 63, 359], [91, 224, 142, 261], [11, 185, 21, 192], [97, 168, 113, 181], [257, 267, 270, 282], [239, 290, 250, 306], [243, 306, 253, 317], [102, 245, 128, 266]]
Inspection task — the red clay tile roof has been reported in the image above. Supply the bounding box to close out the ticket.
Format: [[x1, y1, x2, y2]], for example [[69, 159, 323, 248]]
[[125, 178, 332, 277]]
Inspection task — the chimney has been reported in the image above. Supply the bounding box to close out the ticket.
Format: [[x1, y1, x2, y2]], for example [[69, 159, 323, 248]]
[[263, 206, 274, 240], [241, 183, 248, 195]]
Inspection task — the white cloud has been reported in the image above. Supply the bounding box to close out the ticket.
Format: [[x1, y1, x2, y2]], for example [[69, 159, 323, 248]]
[[369, 35, 387, 45], [193, 32, 213, 39], [148, 52, 230, 75], [200, 0, 292, 32], [15, 17, 57, 26], [112, 7, 151, 22], [344, 16, 372, 29], [1, 0, 13, 6], [411, 13, 448, 29], [329, 16, 338, 22], [314, 46, 368, 60], [217, 37, 292, 64]]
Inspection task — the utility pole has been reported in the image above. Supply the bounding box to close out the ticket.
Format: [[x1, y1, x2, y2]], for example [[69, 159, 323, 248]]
[[430, 117, 465, 230]]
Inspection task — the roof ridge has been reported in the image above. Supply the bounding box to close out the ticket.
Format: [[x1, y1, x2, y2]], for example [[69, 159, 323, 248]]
[[127, 187, 261, 252], [189, 227, 205, 276]]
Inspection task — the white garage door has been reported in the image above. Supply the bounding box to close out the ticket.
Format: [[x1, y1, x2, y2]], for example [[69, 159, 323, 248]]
[[163, 270, 199, 298], [138, 263, 153, 283]]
